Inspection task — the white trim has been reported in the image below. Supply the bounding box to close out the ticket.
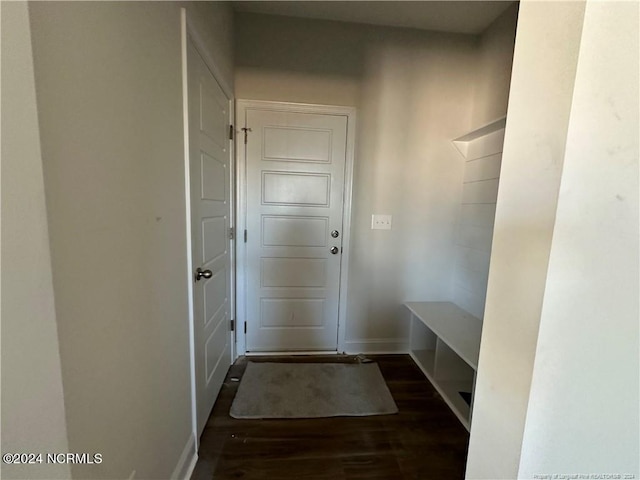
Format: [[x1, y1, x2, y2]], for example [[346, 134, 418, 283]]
[[236, 99, 357, 117], [235, 99, 357, 357], [171, 433, 198, 480], [344, 338, 410, 355], [227, 93, 236, 364], [338, 104, 356, 354], [234, 110, 247, 356], [179, 7, 198, 451]]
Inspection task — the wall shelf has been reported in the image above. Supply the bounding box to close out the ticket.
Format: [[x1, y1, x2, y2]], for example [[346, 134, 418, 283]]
[[405, 302, 483, 430], [452, 116, 506, 159]]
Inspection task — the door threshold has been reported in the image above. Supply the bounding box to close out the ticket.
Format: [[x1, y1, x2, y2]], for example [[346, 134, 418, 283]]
[[245, 350, 339, 356]]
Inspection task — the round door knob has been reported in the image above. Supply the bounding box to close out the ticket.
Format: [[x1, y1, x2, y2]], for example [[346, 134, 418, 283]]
[[195, 268, 213, 281], [330, 246, 339, 254], [331, 230, 340, 238]]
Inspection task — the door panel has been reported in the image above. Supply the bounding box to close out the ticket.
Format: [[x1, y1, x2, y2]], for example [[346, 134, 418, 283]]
[[245, 109, 348, 352], [261, 257, 327, 287], [262, 172, 331, 206], [202, 217, 227, 263], [201, 151, 226, 201], [263, 126, 333, 163], [260, 298, 326, 327], [187, 37, 231, 436], [262, 216, 329, 247]]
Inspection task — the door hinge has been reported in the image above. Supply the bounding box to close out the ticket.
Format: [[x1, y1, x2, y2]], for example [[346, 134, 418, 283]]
[[244, 229, 247, 243], [229, 125, 234, 140], [230, 319, 235, 331], [244, 322, 247, 334], [241, 127, 252, 145], [229, 227, 234, 240]]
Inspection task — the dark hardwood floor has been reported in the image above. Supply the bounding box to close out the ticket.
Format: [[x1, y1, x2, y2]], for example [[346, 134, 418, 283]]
[[191, 355, 469, 480]]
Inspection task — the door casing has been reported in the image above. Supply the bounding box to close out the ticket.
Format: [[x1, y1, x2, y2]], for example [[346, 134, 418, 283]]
[[235, 100, 356, 357]]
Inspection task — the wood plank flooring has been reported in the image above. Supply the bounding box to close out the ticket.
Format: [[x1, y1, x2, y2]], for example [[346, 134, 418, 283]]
[[191, 355, 469, 480]]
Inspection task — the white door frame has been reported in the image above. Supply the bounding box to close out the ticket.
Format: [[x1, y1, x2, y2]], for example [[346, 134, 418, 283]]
[[180, 9, 235, 450], [235, 99, 356, 357]]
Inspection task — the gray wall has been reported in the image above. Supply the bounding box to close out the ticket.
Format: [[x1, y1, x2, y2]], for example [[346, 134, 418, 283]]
[[471, 3, 519, 126], [450, 4, 517, 320], [5, 2, 520, 477], [1, 3, 71, 478], [235, 12, 500, 350], [25, 2, 233, 478], [188, 1, 234, 89]]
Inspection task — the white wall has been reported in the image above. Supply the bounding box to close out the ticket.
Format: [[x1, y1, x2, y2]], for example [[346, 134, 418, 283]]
[[0, 3, 71, 478], [466, 2, 587, 478], [235, 13, 479, 351], [452, 126, 505, 319], [518, 1, 639, 477], [26, 2, 233, 478]]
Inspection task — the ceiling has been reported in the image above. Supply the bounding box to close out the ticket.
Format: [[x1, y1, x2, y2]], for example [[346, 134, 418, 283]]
[[231, 1, 516, 35]]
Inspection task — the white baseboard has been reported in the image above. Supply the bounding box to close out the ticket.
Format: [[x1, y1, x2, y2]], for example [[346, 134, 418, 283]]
[[172, 433, 197, 480], [343, 338, 409, 354], [181, 453, 197, 480]]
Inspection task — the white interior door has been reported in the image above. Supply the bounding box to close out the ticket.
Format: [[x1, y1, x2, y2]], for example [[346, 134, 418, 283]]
[[187, 37, 231, 436], [244, 107, 348, 352]]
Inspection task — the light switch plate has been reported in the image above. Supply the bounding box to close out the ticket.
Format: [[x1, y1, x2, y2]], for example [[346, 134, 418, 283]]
[[371, 214, 392, 230]]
